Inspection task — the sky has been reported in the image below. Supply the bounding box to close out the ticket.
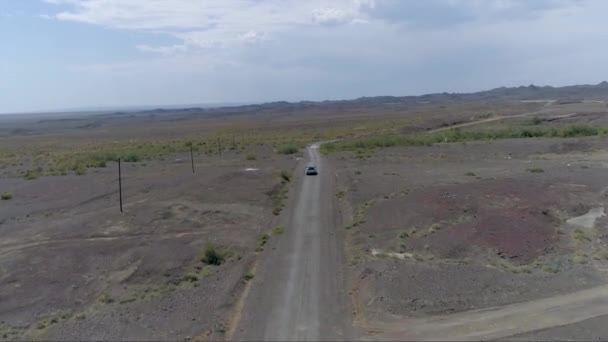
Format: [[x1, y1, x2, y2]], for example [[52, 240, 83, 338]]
[[1, 0, 608, 113]]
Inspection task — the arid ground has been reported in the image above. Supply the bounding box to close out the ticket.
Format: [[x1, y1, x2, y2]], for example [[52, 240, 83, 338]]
[[2, 83, 608, 340]]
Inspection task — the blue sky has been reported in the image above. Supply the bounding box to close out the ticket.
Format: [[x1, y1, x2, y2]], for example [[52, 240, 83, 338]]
[[1, 0, 608, 113]]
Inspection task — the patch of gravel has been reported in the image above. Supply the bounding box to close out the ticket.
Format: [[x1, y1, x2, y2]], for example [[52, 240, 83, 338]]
[[354, 259, 605, 320]]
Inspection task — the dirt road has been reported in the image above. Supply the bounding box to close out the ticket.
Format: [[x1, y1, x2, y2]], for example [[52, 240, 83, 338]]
[[232, 143, 350, 341], [363, 282, 608, 341]]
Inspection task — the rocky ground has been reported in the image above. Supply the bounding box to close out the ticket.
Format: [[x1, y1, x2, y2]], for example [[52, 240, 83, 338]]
[[0, 147, 297, 341], [332, 136, 608, 326]]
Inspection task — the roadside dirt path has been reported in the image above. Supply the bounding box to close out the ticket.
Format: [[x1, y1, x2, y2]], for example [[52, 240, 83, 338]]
[[362, 283, 608, 340], [232, 143, 350, 341], [427, 112, 537, 133]]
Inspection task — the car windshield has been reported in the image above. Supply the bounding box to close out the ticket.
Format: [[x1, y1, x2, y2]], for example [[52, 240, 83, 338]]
[[3, 1, 607, 341]]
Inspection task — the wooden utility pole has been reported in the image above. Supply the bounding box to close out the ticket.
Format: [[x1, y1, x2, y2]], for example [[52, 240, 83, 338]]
[[190, 145, 195, 173], [118, 158, 123, 212]]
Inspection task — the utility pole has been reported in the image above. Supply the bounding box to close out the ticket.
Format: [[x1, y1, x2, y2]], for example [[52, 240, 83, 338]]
[[190, 144, 195, 173], [217, 138, 222, 157], [118, 158, 123, 212]]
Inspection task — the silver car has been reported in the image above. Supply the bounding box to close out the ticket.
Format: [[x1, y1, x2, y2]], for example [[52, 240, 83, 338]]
[[305, 165, 318, 176]]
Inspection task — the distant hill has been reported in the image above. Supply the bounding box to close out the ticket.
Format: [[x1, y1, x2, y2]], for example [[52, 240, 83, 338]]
[[475, 81, 608, 100], [163, 81, 608, 115]]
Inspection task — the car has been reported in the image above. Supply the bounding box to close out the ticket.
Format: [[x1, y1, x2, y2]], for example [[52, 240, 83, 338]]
[[305, 165, 318, 175]]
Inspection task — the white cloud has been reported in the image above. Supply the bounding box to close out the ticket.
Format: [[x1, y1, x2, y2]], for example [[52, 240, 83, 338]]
[[136, 44, 187, 55], [32, 0, 608, 111], [312, 7, 351, 25], [43, 0, 369, 53], [239, 30, 267, 44]]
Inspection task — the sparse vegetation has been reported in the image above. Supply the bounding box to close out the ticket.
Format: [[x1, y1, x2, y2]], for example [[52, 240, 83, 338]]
[[270, 170, 291, 216], [429, 223, 441, 234], [593, 250, 608, 260], [182, 273, 199, 283], [321, 124, 608, 154], [246, 153, 257, 160], [573, 228, 592, 242], [493, 259, 532, 274], [24, 167, 43, 180], [257, 233, 271, 251], [119, 297, 137, 304], [574, 254, 589, 264], [1, 192, 12, 200], [276, 143, 299, 154], [542, 265, 559, 274], [465, 171, 476, 176], [201, 265, 213, 277], [525, 116, 544, 125]]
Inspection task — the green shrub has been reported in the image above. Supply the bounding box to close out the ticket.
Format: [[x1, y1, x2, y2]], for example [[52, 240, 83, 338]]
[[272, 225, 286, 234], [246, 153, 257, 160], [1, 192, 12, 200], [279, 170, 291, 182], [75, 166, 87, 175], [24, 167, 42, 180], [465, 171, 476, 176], [122, 153, 141, 162], [573, 229, 592, 242], [201, 243, 225, 265], [527, 168, 544, 173], [526, 116, 544, 125], [182, 274, 199, 283], [98, 293, 115, 304], [277, 144, 298, 154], [243, 272, 255, 281]]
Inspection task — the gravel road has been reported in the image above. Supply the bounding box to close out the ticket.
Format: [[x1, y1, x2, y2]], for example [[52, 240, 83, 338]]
[[232, 143, 351, 341]]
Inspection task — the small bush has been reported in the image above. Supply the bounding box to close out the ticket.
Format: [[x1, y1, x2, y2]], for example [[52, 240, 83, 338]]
[[122, 153, 141, 163], [526, 116, 544, 125], [573, 229, 592, 242], [119, 297, 137, 304], [272, 225, 286, 234], [277, 144, 298, 154], [272, 207, 281, 216], [98, 293, 115, 304], [465, 171, 476, 176], [201, 265, 213, 277], [201, 243, 225, 265], [279, 170, 291, 182], [429, 223, 441, 233], [243, 272, 255, 282], [527, 168, 544, 173], [259, 233, 270, 245], [24, 167, 42, 180], [75, 166, 87, 175], [246, 153, 257, 160], [1, 192, 12, 200], [182, 274, 199, 283], [542, 265, 559, 273]]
